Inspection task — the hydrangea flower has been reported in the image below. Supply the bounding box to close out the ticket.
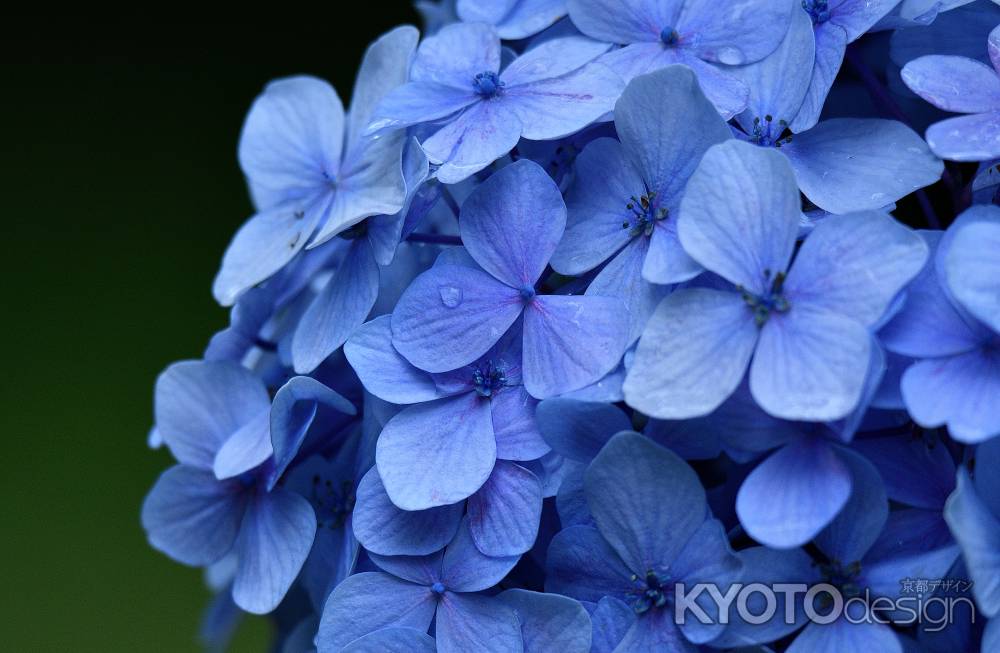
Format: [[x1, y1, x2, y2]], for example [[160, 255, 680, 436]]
[[903, 23, 1000, 160], [566, 0, 795, 117], [456, 0, 567, 39], [624, 139, 927, 421], [391, 159, 630, 399], [368, 23, 622, 182], [214, 26, 419, 305]]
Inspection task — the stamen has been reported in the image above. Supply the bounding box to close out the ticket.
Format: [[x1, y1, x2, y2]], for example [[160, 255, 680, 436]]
[[803, 0, 831, 23], [473, 360, 508, 398], [620, 192, 666, 237], [660, 27, 680, 46], [738, 271, 790, 326], [473, 71, 504, 98]]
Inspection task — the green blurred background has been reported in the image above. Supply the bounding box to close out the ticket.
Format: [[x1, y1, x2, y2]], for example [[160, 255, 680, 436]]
[[1, 12, 419, 652]]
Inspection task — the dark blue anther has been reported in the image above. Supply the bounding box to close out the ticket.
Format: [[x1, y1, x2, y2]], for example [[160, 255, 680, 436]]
[[803, 0, 831, 23], [660, 27, 680, 46], [630, 570, 670, 614], [473, 71, 504, 98], [739, 270, 791, 327], [519, 285, 536, 302], [431, 582, 446, 595], [472, 360, 507, 398]]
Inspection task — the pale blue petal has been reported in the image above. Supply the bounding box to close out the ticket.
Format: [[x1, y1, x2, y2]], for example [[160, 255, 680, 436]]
[[523, 294, 629, 399], [293, 239, 380, 373], [460, 159, 565, 288], [678, 140, 799, 294], [552, 138, 643, 276], [791, 21, 848, 133], [213, 410, 272, 480], [232, 487, 316, 614], [462, 0, 567, 40], [499, 589, 592, 653], [831, 0, 905, 41], [376, 393, 496, 510], [945, 217, 1000, 332], [589, 238, 672, 344], [155, 360, 270, 470], [815, 449, 888, 563], [315, 572, 438, 653], [423, 99, 524, 183], [782, 118, 943, 214], [586, 432, 706, 573], [141, 465, 245, 567], [492, 386, 551, 461], [678, 0, 794, 65], [368, 82, 480, 133], [535, 397, 630, 462], [436, 593, 524, 653], [944, 468, 1000, 617], [502, 35, 610, 86], [925, 111, 1000, 161], [391, 264, 523, 373], [468, 461, 543, 556], [902, 55, 1000, 113], [671, 50, 751, 119], [412, 22, 502, 86], [751, 305, 871, 421], [341, 627, 436, 653], [624, 288, 758, 419], [901, 349, 1000, 443], [642, 218, 702, 286], [784, 211, 928, 327], [353, 468, 464, 556], [546, 524, 634, 601], [440, 517, 521, 592], [344, 315, 446, 404], [590, 596, 635, 653], [613, 609, 695, 653], [565, 0, 674, 43], [736, 437, 852, 548]]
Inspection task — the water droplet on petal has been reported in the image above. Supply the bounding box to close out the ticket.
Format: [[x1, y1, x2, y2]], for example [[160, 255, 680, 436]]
[[716, 46, 743, 66], [439, 285, 462, 307]]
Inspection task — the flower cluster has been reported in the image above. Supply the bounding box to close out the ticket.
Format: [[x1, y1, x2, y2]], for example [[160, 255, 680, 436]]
[[142, 2, 1000, 652]]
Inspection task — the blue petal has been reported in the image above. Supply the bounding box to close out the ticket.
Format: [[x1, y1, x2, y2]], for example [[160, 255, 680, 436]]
[[566, 0, 674, 44], [292, 239, 379, 373], [585, 432, 707, 573], [781, 118, 943, 214], [423, 99, 523, 183], [678, 140, 799, 294], [368, 81, 480, 134], [468, 461, 543, 556], [902, 54, 1000, 113], [353, 468, 464, 556], [944, 215, 1000, 333], [830, 0, 903, 41], [784, 211, 928, 327], [269, 376, 356, 489], [459, 0, 567, 40], [536, 398, 631, 462], [815, 449, 888, 564], [376, 393, 496, 510], [545, 524, 634, 602], [492, 386, 550, 461], [411, 23, 501, 87], [341, 627, 437, 653], [624, 288, 758, 419], [736, 437, 852, 548], [590, 596, 635, 653], [460, 159, 565, 288], [853, 435, 955, 510], [502, 35, 611, 86], [613, 608, 694, 653], [523, 294, 629, 399], [369, 551, 445, 587], [750, 304, 871, 421], [436, 593, 524, 653], [391, 263, 523, 373], [590, 240, 672, 344], [678, 0, 794, 65], [791, 21, 848, 133], [345, 315, 446, 404], [232, 487, 316, 614], [155, 360, 270, 470], [924, 111, 1000, 162], [670, 519, 743, 644], [786, 618, 901, 653], [315, 572, 438, 653], [555, 463, 592, 527], [213, 410, 272, 480], [141, 465, 246, 567], [499, 589, 592, 653], [944, 468, 1000, 617], [440, 517, 521, 592]]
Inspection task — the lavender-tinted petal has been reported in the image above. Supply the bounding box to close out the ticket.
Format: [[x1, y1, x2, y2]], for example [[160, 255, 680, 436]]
[[141, 465, 245, 567], [412, 22, 502, 86], [902, 55, 1000, 113], [423, 99, 524, 183], [523, 294, 629, 399], [436, 593, 524, 653], [782, 118, 943, 214], [901, 348, 1000, 443], [376, 393, 496, 510], [468, 461, 544, 556], [345, 315, 446, 404], [566, 0, 675, 43], [391, 264, 523, 373], [292, 239, 380, 373], [499, 589, 592, 653], [502, 35, 610, 86], [925, 110, 1000, 161], [678, 141, 799, 294], [671, 50, 750, 119], [353, 467, 464, 556], [460, 159, 565, 288], [586, 432, 707, 573], [441, 516, 521, 592], [736, 437, 852, 548], [624, 288, 759, 419], [505, 62, 623, 140], [492, 387, 550, 461], [232, 487, 316, 614], [545, 524, 635, 601], [314, 572, 438, 653], [155, 360, 270, 470]]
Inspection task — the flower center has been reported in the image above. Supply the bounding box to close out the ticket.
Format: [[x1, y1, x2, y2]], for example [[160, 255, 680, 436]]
[[660, 26, 680, 46], [621, 192, 668, 238], [473, 360, 508, 398], [738, 270, 790, 327], [630, 570, 671, 614], [519, 285, 536, 303], [819, 559, 863, 599], [309, 475, 356, 530], [803, 0, 831, 24], [473, 71, 504, 98], [431, 581, 446, 595], [749, 115, 794, 148]]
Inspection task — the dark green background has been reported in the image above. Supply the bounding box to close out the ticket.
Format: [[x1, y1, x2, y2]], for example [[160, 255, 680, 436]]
[[1, 12, 418, 652]]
